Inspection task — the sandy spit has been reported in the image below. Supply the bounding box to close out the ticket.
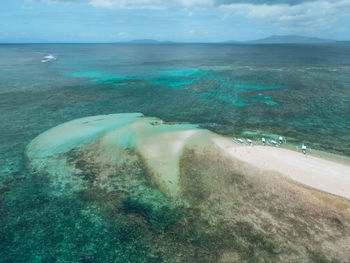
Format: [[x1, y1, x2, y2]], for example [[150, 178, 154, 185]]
[[214, 137, 350, 200]]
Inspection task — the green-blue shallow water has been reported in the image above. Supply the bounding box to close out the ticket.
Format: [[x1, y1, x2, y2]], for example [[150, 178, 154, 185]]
[[1, 43, 350, 262]]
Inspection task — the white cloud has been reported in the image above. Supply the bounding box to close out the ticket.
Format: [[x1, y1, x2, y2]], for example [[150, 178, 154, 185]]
[[89, 0, 214, 9], [35, 0, 350, 32], [220, 0, 350, 31]]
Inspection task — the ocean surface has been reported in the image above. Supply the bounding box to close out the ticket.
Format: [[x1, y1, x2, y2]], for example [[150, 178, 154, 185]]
[[1, 43, 350, 262]]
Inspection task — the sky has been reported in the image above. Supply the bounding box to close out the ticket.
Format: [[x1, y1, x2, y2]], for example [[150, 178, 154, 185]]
[[1, 0, 350, 43]]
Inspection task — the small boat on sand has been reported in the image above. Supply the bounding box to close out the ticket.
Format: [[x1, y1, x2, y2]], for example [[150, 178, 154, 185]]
[[234, 138, 246, 145], [269, 140, 279, 147]]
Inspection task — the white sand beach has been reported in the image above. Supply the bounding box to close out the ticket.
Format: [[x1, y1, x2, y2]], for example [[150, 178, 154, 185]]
[[214, 137, 350, 200]]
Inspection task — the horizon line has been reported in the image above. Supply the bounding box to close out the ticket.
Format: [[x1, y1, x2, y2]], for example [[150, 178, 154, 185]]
[[1, 42, 349, 45]]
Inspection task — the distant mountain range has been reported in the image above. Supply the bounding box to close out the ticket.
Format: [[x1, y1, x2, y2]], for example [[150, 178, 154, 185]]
[[240, 35, 336, 44], [119, 35, 337, 44]]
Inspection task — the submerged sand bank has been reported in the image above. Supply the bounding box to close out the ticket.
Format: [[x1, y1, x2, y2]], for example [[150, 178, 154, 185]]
[[26, 113, 350, 200], [26, 113, 200, 197]]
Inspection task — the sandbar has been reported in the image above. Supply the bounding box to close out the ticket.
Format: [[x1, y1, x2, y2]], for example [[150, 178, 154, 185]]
[[214, 137, 350, 200]]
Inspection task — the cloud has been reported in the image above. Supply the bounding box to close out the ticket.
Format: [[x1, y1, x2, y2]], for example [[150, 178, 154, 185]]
[[117, 32, 128, 38], [88, 0, 215, 9], [37, 0, 215, 9], [36, 0, 332, 9], [34, 0, 350, 32], [220, 0, 350, 31], [216, 0, 320, 6]]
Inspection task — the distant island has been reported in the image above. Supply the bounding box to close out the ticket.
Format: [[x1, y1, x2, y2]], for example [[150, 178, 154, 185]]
[[117, 35, 337, 45], [242, 35, 336, 44]]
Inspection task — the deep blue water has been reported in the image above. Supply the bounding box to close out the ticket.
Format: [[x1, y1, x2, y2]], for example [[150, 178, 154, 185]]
[[1, 43, 350, 262]]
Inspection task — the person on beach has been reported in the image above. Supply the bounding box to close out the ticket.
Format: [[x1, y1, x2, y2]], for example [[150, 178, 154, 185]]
[[246, 138, 253, 146], [302, 144, 307, 154], [279, 136, 284, 144], [262, 138, 266, 145]]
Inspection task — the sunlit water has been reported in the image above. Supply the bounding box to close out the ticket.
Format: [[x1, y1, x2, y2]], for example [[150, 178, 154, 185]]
[[1, 43, 350, 262]]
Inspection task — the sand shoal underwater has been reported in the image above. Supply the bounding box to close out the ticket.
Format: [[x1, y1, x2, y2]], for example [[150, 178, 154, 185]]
[[25, 112, 350, 262]]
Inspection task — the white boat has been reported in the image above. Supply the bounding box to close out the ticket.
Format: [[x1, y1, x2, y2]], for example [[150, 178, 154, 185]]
[[269, 140, 279, 147], [41, 54, 56, 63], [235, 138, 246, 145]]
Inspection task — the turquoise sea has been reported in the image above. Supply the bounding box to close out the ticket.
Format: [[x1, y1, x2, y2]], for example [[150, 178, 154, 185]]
[[1, 43, 350, 262]]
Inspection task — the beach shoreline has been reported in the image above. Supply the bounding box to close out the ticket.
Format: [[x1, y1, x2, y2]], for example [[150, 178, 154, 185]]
[[213, 136, 350, 200]]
